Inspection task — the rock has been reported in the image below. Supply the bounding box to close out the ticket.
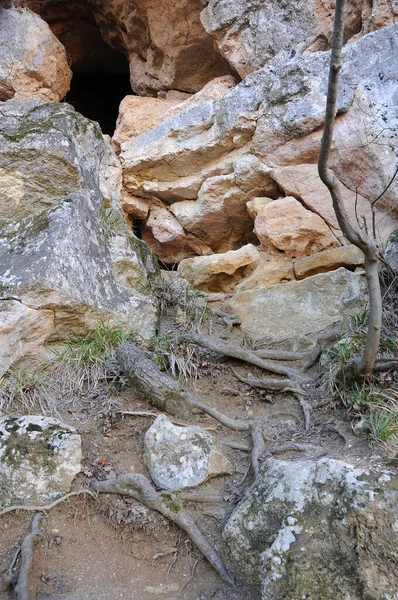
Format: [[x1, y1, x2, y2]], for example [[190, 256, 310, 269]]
[[0, 415, 82, 504], [271, 163, 397, 240], [385, 230, 398, 273], [201, 0, 396, 78], [222, 458, 398, 599], [246, 198, 274, 220], [114, 76, 237, 150], [178, 244, 260, 293], [0, 7, 71, 102], [35, 0, 231, 96], [224, 268, 366, 342], [144, 414, 232, 491], [254, 197, 338, 257], [0, 301, 54, 377], [293, 245, 364, 279], [170, 174, 254, 253], [113, 96, 182, 151], [235, 253, 294, 291], [120, 27, 398, 263], [120, 190, 150, 220], [142, 206, 213, 264], [0, 99, 158, 374]]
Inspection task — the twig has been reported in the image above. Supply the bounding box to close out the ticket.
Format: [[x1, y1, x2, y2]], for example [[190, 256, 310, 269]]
[[0, 490, 97, 516], [178, 558, 199, 594], [14, 513, 42, 600], [90, 474, 236, 587]]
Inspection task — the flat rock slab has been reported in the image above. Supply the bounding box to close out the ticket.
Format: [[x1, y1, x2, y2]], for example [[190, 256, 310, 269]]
[[144, 414, 232, 491], [224, 267, 366, 342], [0, 415, 81, 504], [223, 458, 398, 599]]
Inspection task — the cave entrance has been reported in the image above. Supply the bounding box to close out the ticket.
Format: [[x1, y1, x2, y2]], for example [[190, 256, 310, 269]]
[[32, 0, 132, 135], [66, 68, 131, 136]]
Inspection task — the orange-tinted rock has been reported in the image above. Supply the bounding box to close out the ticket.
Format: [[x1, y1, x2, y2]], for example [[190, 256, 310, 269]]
[[0, 7, 71, 102], [178, 244, 260, 293], [254, 197, 339, 258], [235, 253, 294, 291], [293, 245, 364, 280]]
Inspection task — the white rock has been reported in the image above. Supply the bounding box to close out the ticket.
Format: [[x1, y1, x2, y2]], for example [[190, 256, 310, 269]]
[[0, 415, 82, 504], [144, 414, 232, 491]]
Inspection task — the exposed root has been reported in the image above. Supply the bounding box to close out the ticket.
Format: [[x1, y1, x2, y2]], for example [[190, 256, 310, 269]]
[[250, 427, 265, 478], [231, 367, 305, 395], [178, 333, 310, 384], [212, 308, 242, 331], [178, 557, 199, 594], [14, 513, 42, 600], [373, 358, 398, 372], [0, 489, 97, 517], [323, 424, 349, 449], [269, 442, 324, 455], [91, 474, 236, 587], [299, 397, 313, 432]]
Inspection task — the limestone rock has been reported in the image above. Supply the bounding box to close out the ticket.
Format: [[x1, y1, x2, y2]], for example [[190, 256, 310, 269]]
[[201, 0, 396, 78], [121, 27, 398, 263], [246, 198, 274, 220], [120, 190, 150, 220], [178, 245, 260, 293], [142, 206, 212, 264], [0, 301, 54, 377], [0, 415, 82, 504], [223, 458, 398, 599], [236, 254, 294, 291], [224, 268, 366, 342], [0, 7, 71, 102], [35, 0, 231, 96], [144, 414, 232, 491], [293, 245, 364, 280], [385, 230, 398, 272], [170, 174, 253, 253], [271, 164, 397, 240], [0, 99, 158, 373], [254, 197, 338, 258]]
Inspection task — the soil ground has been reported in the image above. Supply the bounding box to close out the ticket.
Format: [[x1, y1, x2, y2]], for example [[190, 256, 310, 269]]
[[0, 311, 390, 600]]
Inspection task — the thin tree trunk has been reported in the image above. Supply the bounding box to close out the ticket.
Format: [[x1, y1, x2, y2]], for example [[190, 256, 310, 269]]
[[317, 0, 382, 377]]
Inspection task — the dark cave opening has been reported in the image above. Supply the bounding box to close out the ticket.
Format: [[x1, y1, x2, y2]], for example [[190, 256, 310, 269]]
[[66, 68, 132, 136], [31, 0, 133, 135]]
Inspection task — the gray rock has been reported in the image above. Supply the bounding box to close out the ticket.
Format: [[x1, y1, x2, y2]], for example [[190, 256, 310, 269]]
[[224, 267, 366, 342], [385, 230, 398, 272], [0, 415, 82, 504], [223, 458, 398, 599], [0, 99, 159, 375], [144, 414, 232, 491]]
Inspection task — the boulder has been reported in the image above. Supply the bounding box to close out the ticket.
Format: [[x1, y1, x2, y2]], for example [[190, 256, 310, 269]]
[[235, 254, 294, 291], [0, 7, 71, 102], [200, 0, 396, 78], [293, 244, 364, 279], [142, 206, 213, 264], [0, 415, 82, 504], [385, 230, 398, 273], [223, 458, 398, 599], [144, 414, 232, 491], [271, 163, 397, 239], [120, 27, 398, 263], [254, 197, 339, 257], [224, 268, 366, 342], [178, 244, 260, 293], [170, 174, 253, 253], [0, 99, 158, 375]]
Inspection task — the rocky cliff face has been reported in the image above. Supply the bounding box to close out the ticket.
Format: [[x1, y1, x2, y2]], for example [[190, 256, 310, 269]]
[[0, 0, 397, 368]]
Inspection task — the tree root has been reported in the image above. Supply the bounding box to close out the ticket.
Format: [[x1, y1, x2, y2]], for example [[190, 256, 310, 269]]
[[231, 367, 305, 395], [90, 474, 236, 587], [0, 489, 97, 517], [14, 513, 42, 600], [212, 308, 242, 331], [178, 333, 311, 384]]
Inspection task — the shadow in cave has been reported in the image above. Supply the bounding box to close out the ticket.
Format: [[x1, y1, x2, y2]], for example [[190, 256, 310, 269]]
[[66, 69, 132, 136]]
